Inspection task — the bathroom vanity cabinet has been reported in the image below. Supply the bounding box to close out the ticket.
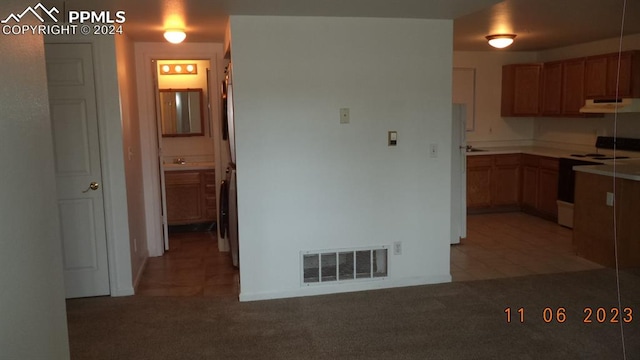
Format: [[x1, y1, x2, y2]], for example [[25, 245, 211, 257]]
[[165, 169, 216, 225]]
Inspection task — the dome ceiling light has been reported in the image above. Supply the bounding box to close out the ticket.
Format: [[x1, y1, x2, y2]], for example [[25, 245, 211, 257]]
[[164, 29, 186, 44], [486, 34, 517, 49]]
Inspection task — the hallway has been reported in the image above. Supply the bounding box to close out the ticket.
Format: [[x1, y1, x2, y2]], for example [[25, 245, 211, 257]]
[[136, 231, 239, 297]]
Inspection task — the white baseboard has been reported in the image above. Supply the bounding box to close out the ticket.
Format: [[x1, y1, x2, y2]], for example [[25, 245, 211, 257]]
[[238, 274, 452, 302]]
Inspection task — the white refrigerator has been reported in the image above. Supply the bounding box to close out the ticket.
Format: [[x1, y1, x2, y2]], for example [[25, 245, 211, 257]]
[[450, 104, 467, 244]]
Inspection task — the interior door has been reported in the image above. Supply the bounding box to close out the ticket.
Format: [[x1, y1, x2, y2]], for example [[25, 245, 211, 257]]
[[45, 43, 110, 298]]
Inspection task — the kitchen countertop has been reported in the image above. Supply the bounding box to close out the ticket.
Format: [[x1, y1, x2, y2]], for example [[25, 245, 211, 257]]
[[573, 160, 640, 181], [465, 145, 640, 160], [465, 146, 573, 158], [163, 162, 215, 171]]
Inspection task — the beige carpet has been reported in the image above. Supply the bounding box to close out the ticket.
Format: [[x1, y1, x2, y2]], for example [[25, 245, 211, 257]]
[[67, 268, 640, 359]]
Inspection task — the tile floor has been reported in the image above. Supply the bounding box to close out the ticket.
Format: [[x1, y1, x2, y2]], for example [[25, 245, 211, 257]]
[[451, 212, 603, 281], [136, 230, 239, 297], [136, 212, 604, 297]]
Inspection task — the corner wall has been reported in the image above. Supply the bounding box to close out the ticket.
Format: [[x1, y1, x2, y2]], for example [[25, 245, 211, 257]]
[[0, 1, 69, 357], [453, 51, 538, 145], [230, 16, 453, 301], [115, 34, 149, 287]]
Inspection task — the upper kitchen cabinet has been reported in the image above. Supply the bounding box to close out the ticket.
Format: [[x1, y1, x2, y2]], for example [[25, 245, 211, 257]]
[[501, 64, 542, 117], [541, 58, 588, 117], [561, 59, 587, 115], [541, 61, 563, 116], [584, 51, 640, 99]]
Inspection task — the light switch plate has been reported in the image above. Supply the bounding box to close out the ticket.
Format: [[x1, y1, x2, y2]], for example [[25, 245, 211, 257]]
[[388, 131, 397, 146]]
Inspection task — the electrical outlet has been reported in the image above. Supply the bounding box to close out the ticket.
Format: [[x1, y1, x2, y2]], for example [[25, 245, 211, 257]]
[[606, 192, 614, 207], [340, 108, 350, 124], [393, 241, 402, 255], [429, 143, 438, 158]]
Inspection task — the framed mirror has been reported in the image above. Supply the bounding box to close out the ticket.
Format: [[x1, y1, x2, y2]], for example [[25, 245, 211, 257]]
[[159, 88, 204, 137]]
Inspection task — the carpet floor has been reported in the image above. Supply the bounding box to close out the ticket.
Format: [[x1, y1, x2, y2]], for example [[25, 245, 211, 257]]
[[67, 268, 640, 359]]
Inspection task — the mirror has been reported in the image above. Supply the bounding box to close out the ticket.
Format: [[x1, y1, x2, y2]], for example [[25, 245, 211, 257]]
[[159, 88, 204, 136]]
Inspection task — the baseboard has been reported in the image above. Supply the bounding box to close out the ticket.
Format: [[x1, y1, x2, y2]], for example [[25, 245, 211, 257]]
[[238, 274, 452, 302], [132, 255, 148, 294]]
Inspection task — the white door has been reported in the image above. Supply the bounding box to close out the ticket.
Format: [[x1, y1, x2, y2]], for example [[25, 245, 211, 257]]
[[45, 43, 110, 298]]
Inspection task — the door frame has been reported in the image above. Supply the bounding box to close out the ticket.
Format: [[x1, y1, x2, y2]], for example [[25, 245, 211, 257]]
[[45, 34, 134, 296], [134, 43, 226, 257]]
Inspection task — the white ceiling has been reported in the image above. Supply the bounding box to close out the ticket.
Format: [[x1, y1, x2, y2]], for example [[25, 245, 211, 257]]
[[42, 0, 640, 51]]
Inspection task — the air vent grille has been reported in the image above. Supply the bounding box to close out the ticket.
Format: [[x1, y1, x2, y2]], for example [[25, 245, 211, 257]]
[[302, 247, 388, 285]]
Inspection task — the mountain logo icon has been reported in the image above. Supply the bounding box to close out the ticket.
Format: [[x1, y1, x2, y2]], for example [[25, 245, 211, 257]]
[[1, 3, 59, 24]]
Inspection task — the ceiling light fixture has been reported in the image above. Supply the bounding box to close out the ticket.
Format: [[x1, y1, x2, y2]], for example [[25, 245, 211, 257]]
[[486, 34, 516, 49], [164, 29, 186, 44]]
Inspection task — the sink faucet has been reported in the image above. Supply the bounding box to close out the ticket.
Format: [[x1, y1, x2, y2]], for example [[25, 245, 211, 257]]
[[174, 157, 186, 164]]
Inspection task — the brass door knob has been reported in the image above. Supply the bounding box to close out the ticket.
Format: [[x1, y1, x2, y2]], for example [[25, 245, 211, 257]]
[[82, 182, 100, 193]]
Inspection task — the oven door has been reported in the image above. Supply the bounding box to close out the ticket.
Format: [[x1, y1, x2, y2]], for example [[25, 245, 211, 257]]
[[558, 158, 603, 204]]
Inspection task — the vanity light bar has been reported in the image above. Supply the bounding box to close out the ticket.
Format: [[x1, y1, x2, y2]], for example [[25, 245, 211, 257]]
[[160, 64, 198, 75]]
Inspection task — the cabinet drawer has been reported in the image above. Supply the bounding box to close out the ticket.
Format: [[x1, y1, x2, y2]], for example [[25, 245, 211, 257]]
[[494, 154, 521, 166], [467, 155, 493, 168], [204, 207, 217, 219], [539, 157, 559, 170], [165, 172, 200, 185]]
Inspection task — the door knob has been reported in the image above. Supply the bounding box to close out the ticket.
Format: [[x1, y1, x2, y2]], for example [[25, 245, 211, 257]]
[[82, 182, 100, 193]]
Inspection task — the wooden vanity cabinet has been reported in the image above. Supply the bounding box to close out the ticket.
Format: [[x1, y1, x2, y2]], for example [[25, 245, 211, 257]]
[[165, 170, 216, 225]]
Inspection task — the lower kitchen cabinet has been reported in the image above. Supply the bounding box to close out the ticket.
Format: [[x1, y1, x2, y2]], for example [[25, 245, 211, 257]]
[[165, 169, 216, 225], [467, 153, 558, 220], [520, 155, 559, 220], [467, 154, 520, 211], [466, 156, 492, 208]]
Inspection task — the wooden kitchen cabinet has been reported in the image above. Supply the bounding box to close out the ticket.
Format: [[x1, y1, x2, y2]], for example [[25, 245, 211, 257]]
[[561, 58, 586, 115], [541, 58, 589, 117], [492, 154, 521, 206], [467, 154, 520, 210], [520, 155, 558, 220], [466, 156, 492, 208], [584, 51, 640, 99], [165, 170, 216, 225], [541, 61, 563, 116], [501, 64, 542, 117]]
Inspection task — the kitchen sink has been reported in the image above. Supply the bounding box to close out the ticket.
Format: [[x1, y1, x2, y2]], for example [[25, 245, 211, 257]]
[[467, 148, 487, 152]]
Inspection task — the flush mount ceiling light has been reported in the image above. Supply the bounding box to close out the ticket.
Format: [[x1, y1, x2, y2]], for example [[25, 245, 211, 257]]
[[160, 63, 198, 75], [164, 29, 186, 44], [486, 34, 517, 49]]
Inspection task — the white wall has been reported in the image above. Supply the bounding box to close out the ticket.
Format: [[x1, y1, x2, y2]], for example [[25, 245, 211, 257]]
[[230, 16, 453, 301], [453, 51, 538, 145], [115, 34, 149, 288], [0, 1, 69, 357], [535, 34, 640, 147]]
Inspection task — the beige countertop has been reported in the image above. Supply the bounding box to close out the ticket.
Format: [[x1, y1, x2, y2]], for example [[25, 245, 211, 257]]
[[573, 160, 640, 181], [465, 145, 640, 160], [465, 146, 573, 158], [163, 162, 215, 171]]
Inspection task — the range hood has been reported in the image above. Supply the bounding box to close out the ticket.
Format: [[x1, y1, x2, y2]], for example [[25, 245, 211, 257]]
[[580, 98, 640, 113]]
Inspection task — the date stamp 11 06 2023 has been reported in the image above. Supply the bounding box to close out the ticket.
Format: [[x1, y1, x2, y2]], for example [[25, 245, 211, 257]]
[[505, 307, 633, 324]]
